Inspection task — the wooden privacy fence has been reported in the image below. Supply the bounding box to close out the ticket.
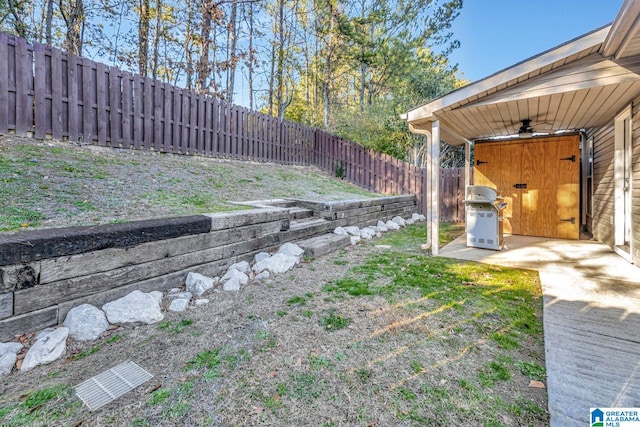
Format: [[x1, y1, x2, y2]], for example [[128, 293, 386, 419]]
[[0, 31, 467, 219]]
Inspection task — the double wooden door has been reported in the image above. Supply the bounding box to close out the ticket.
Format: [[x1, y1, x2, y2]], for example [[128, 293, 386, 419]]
[[474, 135, 580, 240]]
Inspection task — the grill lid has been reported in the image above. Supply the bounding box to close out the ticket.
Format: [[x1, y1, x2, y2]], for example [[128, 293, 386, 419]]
[[465, 185, 499, 202]]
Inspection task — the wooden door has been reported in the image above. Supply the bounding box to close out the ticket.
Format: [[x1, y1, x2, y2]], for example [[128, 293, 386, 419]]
[[474, 141, 522, 234], [473, 135, 580, 239]]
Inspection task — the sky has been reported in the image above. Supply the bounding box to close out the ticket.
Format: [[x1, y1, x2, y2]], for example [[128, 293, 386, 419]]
[[447, 0, 620, 83]]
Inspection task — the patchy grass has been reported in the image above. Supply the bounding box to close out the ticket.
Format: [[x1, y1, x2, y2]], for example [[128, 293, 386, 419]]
[[0, 226, 546, 426], [0, 384, 79, 426], [0, 135, 378, 233], [320, 310, 351, 331]]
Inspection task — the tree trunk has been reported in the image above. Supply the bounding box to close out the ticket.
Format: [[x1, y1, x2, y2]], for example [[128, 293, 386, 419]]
[[196, 0, 212, 92], [275, 0, 285, 118], [138, 0, 150, 76], [247, 2, 254, 111], [45, 0, 53, 45], [267, 43, 275, 116], [226, 0, 238, 103], [151, 0, 162, 80], [58, 0, 84, 55]]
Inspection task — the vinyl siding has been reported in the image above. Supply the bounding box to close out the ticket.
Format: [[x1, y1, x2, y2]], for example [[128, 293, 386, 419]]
[[590, 124, 615, 247], [632, 99, 640, 265], [590, 97, 640, 266]]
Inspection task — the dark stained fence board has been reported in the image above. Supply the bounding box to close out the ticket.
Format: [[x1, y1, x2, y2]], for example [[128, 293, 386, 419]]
[[34, 43, 47, 139], [172, 86, 182, 153], [96, 62, 108, 145], [50, 47, 63, 140], [67, 54, 79, 142], [144, 76, 153, 149], [0, 33, 8, 133], [153, 79, 163, 151], [121, 71, 132, 148], [133, 74, 143, 149], [163, 82, 173, 152], [15, 36, 32, 135]]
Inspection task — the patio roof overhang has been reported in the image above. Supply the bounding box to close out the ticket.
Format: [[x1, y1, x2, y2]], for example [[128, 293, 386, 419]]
[[403, 1, 640, 145]]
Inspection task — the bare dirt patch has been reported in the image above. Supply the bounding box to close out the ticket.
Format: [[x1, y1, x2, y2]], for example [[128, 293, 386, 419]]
[[0, 226, 548, 426]]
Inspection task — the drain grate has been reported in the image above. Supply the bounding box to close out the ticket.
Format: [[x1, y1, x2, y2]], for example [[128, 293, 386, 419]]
[[75, 361, 153, 411]]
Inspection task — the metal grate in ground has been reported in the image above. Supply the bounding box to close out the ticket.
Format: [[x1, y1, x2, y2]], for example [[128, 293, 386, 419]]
[[75, 361, 153, 411]]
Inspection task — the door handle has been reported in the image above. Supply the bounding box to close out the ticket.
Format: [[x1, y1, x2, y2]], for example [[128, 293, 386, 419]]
[[513, 183, 527, 189], [476, 160, 488, 165], [560, 217, 575, 224]]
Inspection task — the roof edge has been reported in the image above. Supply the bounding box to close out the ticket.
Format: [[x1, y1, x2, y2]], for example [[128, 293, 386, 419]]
[[405, 24, 611, 123]]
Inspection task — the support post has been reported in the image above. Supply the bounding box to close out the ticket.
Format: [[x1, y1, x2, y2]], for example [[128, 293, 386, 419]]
[[428, 121, 441, 255]]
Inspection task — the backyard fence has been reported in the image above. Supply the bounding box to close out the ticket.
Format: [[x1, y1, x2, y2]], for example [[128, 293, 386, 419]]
[[0, 31, 467, 220]]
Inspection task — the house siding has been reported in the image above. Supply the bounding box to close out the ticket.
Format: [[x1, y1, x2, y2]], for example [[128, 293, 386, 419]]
[[590, 124, 615, 247], [590, 97, 640, 265], [633, 99, 640, 265]]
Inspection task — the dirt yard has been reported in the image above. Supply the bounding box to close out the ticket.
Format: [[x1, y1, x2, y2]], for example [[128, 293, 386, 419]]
[[0, 225, 548, 426]]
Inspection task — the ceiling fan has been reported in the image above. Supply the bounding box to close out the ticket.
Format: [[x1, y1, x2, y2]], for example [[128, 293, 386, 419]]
[[518, 119, 535, 138], [516, 118, 556, 138]]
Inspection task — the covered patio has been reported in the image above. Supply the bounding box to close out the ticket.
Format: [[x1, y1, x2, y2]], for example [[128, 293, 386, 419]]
[[402, 0, 640, 265]]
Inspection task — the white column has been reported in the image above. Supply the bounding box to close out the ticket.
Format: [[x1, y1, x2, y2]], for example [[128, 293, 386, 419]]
[[464, 141, 471, 189], [429, 121, 441, 255]]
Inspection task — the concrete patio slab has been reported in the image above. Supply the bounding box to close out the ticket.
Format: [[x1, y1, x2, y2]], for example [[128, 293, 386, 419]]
[[439, 234, 640, 426]]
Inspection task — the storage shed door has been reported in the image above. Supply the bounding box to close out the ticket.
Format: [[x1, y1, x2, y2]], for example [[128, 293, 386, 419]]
[[474, 135, 580, 240]]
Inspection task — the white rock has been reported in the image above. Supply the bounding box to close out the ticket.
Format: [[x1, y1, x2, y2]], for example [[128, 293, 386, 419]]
[[35, 328, 56, 341], [254, 271, 270, 281], [102, 290, 164, 325], [166, 292, 193, 300], [21, 328, 69, 372], [0, 353, 16, 377], [350, 236, 361, 245], [376, 220, 389, 232], [169, 298, 189, 312], [277, 242, 305, 258], [412, 213, 426, 221], [0, 342, 23, 378], [343, 226, 361, 236], [149, 291, 164, 305], [223, 279, 241, 291], [405, 218, 416, 225], [195, 298, 209, 306], [169, 288, 181, 294], [185, 272, 215, 297], [360, 227, 375, 240], [228, 260, 251, 274], [334, 226, 348, 236], [386, 220, 400, 230], [0, 342, 23, 356], [253, 253, 299, 274], [63, 304, 109, 341], [254, 252, 271, 263], [222, 268, 249, 285], [392, 216, 406, 227]]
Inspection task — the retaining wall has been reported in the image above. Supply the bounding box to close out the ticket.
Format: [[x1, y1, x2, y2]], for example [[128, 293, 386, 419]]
[[0, 195, 417, 341]]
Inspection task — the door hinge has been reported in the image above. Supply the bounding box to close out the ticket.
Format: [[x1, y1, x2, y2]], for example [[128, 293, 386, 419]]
[[560, 217, 576, 224], [476, 160, 488, 165], [513, 183, 527, 189], [560, 155, 576, 162]]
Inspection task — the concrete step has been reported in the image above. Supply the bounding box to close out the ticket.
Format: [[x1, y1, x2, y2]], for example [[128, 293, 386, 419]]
[[288, 207, 314, 220], [296, 233, 351, 258]]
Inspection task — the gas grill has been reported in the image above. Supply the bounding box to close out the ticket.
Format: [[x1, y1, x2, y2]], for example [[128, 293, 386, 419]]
[[464, 186, 507, 250]]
